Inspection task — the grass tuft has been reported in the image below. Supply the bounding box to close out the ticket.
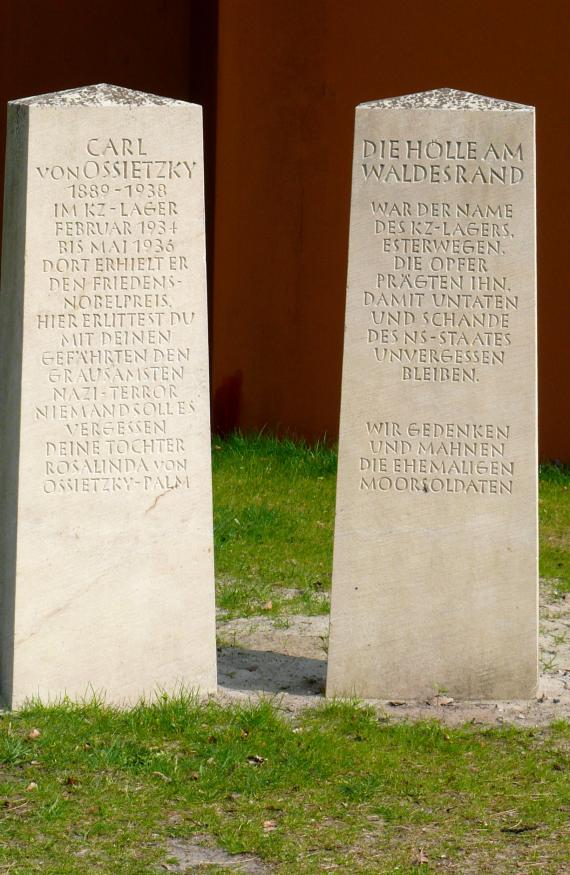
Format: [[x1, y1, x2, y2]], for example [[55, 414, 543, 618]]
[[213, 432, 337, 617], [539, 462, 570, 595]]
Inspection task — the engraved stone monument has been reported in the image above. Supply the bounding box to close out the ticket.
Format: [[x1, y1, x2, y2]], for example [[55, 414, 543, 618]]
[[0, 85, 217, 706], [327, 89, 537, 700]]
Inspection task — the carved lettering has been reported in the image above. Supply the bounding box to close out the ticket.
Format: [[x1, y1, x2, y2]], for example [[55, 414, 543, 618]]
[[33, 134, 201, 494]]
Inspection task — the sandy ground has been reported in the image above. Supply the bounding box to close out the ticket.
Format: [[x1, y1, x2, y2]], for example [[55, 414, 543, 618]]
[[162, 835, 269, 873], [216, 581, 570, 726]]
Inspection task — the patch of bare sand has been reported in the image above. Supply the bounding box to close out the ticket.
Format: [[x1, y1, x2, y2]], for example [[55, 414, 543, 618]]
[[161, 835, 269, 873]]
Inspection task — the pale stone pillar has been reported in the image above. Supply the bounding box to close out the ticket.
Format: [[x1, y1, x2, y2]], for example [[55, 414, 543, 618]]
[[0, 85, 217, 707], [327, 89, 537, 700]]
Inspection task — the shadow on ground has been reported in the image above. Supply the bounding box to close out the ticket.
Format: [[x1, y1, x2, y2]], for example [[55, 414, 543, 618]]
[[218, 647, 326, 696]]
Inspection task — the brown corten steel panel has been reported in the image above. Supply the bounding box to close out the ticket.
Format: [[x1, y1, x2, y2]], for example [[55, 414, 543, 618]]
[[211, 0, 569, 459]]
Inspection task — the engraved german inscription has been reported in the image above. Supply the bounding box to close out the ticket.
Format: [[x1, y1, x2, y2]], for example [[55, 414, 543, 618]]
[[359, 420, 515, 494], [33, 135, 200, 495], [363, 192, 523, 384]]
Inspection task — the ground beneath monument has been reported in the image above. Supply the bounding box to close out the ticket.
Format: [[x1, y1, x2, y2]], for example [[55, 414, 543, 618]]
[[216, 580, 570, 727]]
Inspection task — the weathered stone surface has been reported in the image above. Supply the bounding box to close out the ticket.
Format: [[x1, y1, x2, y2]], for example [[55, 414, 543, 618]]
[[0, 85, 216, 706], [327, 89, 537, 700]]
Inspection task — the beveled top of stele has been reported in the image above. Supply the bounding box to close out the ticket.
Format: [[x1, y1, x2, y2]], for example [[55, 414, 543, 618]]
[[360, 88, 533, 112], [11, 83, 192, 107]]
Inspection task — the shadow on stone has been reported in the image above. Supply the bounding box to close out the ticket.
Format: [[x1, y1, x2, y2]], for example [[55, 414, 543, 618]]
[[217, 647, 326, 696]]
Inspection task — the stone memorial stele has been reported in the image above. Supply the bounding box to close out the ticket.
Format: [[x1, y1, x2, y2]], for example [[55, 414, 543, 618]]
[[0, 84, 217, 707], [327, 89, 537, 700]]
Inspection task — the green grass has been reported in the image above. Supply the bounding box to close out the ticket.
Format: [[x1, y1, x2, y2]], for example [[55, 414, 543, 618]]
[[0, 696, 568, 874], [213, 435, 570, 616], [539, 463, 570, 596], [213, 433, 337, 618]]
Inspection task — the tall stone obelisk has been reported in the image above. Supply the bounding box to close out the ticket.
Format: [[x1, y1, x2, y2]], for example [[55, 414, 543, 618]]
[[0, 85, 217, 707], [327, 89, 537, 700]]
